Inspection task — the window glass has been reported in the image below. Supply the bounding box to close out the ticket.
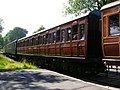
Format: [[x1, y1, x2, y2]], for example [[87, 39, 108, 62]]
[[46, 34, 48, 44], [33, 38, 35, 45], [43, 35, 46, 44], [61, 29, 65, 42], [25, 40, 27, 46], [41, 36, 43, 44], [29, 39, 32, 46], [38, 36, 41, 44], [49, 33, 52, 43], [72, 25, 78, 40], [79, 24, 85, 40], [32, 38, 34, 45], [109, 14, 120, 35], [36, 37, 38, 45], [27, 40, 29, 46], [67, 28, 71, 41], [52, 32, 56, 43], [56, 30, 60, 42]]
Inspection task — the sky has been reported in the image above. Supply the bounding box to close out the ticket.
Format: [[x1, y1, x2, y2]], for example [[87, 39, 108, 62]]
[[0, 0, 71, 37]]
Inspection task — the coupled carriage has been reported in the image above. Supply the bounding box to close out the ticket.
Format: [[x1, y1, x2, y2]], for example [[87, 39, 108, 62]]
[[4, 1, 120, 74]]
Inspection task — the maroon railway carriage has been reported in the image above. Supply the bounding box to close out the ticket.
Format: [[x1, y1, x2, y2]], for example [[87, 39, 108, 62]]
[[17, 11, 102, 59], [101, 1, 120, 66], [16, 10, 105, 74], [4, 1, 120, 74]]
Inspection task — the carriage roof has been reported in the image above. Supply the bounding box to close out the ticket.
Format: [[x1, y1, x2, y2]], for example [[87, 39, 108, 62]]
[[101, 0, 120, 11]]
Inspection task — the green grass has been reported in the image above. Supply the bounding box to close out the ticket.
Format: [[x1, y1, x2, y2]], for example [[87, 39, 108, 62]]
[[0, 54, 38, 71]]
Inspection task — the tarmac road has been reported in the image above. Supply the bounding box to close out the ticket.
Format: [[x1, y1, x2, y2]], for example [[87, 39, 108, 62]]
[[0, 69, 119, 90]]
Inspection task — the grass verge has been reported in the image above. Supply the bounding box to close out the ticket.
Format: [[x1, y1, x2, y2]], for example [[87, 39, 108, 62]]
[[0, 54, 38, 71]]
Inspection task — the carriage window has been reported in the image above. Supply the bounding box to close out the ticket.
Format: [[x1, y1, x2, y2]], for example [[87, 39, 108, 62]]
[[56, 30, 60, 42], [43, 35, 46, 44], [35, 37, 39, 45], [61, 29, 65, 42], [66, 28, 71, 41], [32, 38, 34, 45], [33, 38, 35, 45], [22, 41, 24, 47], [38, 36, 41, 44], [27, 39, 29, 46], [28, 39, 31, 46], [25, 40, 27, 46], [24, 41, 26, 46], [49, 33, 52, 43], [72, 25, 78, 40], [79, 24, 85, 40], [46, 34, 48, 44], [41, 36, 43, 44], [30, 39, 32, 46], [52, 32, 56, 43], [38, 36, 42, 44], [109, 14, 120, 35]]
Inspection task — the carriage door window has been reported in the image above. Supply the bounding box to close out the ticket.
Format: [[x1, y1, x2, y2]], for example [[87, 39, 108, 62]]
[[52, 32, 56, 43], [43, 35, 46, 44], [46, 34, 48, 44], [61, 29, 65, 42], [41, 36, 43, 44], [34, 37, 38, 45], [109, 14, 120, 35], [56, 30, 60, 42], [66, 28, 71, 41], [30, 39, 33, 46], [49, 33, 52, 44], [79, 24, 85, 40], [27, 40, 29, 46], [38, 36, 41, 44], [32, 38, 36, 45], [72, 25, 78, 40]]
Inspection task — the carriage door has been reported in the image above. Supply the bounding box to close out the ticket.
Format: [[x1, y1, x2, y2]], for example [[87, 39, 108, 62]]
[[102, 12, 120, 58]]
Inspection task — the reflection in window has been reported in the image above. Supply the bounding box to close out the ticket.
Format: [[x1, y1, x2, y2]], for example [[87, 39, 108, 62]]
[[109, 14, 120, 35], [67, 28, 71, 41], [79, 24, 85, 40]]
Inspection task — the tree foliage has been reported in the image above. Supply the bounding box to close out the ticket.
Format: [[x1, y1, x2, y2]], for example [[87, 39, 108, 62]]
[[4, 27, 28, 44], [64, 0, 117, 16], [0, 34, 3, 49], [0, 19, 4, 33], [33, 25, 45, 34]]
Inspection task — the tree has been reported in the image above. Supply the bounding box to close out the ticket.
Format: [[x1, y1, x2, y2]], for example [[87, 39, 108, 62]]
[[0, 19, 4, 33], [4, 27, 28, 44], [0, 34, 3, 49], [63, 0, 117, 16], [33, 25, 45, 34]]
